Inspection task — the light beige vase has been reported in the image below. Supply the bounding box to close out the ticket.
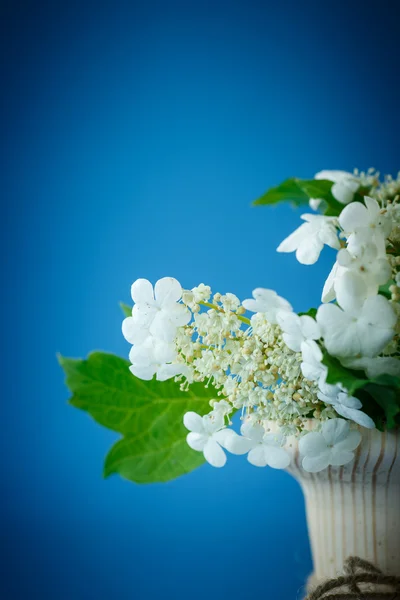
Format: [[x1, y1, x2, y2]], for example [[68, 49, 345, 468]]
[[285, 424, 400, 587]]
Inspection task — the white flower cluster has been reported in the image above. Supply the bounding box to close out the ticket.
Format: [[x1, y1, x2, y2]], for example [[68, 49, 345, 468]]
[[122, 169, 400, 474]]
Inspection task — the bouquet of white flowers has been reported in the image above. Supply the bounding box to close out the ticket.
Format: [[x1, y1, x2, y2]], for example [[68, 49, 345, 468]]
[[60, 169, 400, 482]]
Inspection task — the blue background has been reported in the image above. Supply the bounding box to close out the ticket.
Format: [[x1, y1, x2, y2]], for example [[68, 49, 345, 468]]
[[1, 1, 399, 598]]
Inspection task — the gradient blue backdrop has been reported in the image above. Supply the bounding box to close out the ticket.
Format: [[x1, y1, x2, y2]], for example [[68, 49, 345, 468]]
[[1, 1, 399, 598]]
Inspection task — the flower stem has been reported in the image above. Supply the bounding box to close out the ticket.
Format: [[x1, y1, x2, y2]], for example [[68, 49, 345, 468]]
[[199, 301, 251, 325]]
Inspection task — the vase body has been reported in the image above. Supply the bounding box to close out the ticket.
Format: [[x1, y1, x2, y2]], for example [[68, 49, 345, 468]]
[[285, 425, 400, 586]]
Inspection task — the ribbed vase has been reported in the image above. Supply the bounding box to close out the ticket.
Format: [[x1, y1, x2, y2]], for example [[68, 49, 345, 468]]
[[285, 424, 400, 587]]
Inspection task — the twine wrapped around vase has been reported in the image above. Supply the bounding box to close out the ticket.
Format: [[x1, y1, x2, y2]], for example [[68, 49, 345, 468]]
[[305, 557, 400, 599]]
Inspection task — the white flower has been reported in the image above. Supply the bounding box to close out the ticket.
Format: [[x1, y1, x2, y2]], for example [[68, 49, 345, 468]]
[[317, 382, 375, 429], [129, 338, 183, 381], [209, 399, 233, 418], [277, 214, 340, 265], [323, 243, 391, 305], [191, 283, 211, 304], [183, 411, 237, 468], [242, 288, 292, 324], [276, 311, 321, 352], [309, 198, 323, 211], [340, 356, 400, 379], [337, 244, 391, 296], [300, 340, 327, 383], [317, 271, 397, 358], [299, 419, 362, 472], [338, 196, 392, 254], [226, 421, 290, 469], [315, 170, 360, 205], [321, 260, 346, 303], [122, 277, 191, 344]]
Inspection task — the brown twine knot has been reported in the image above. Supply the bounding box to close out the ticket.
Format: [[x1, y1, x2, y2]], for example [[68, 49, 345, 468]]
[[305, 557, 400, 600]]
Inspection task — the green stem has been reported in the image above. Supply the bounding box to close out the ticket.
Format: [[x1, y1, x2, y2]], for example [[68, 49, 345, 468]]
[[199, 301, 251, 325]]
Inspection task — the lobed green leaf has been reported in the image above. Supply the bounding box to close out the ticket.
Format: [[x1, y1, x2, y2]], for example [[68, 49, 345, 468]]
[[253, 177, 343, 216], [59, 352, 216, 483]]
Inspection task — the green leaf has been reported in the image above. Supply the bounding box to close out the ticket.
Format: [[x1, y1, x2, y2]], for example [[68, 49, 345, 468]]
[[59, 352, 216, 483], [321, 353, 368, 394], [378, 280, 394, 300], [253, 177, 344, 216], [253, 178, 311, 208], [120, 302, 132, 317], [299, 308, 317, 319], [321, 352, 400, 429], [363, 383, 400, 429]]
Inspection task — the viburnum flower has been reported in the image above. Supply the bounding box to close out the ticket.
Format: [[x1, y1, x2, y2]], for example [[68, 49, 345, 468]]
[[129, 338, 183, 381], [321, 260, 346, 303], [300, 340, 327, 384], [226, 421, 290, 468], [299, 419, 362, 472], [317, 271, 397, 358], [341, 356, 400, 379], [277, 214, 340, 265], [317, 383, 375, 429], [183, 411, 238, 468], [315, 170, 360, 205], [242, 288, 292, 323], [337, 244, 391, 296], [276, 310, 321, 352], [122, 277, 190, 344], [338, 196, 392, 253]]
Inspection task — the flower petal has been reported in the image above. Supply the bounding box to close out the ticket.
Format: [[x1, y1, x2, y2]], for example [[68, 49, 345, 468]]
[[300, 340, 326, 382], [149, 312, 178, 342], [277, 223, 310, 253], [283, 333, 302, 352], [154, 277, 182, 304], [131, 278, 154, 303], [265, 446, 291, 469], [302, 452, 330, 473], [263, 433, 287, 448], [300, 315, 321, 340], [341, 356, 400, 379], [317, 303, 359, 358], [240, 421, 265, 442], [248, 445, 268, 467], [356, 305, 396, 359], [335, 271, 367, 313], [364, 196, 380, 219], [315, 169, 353, 183], [242, 298, 262, 313], [183, 411, 205, 433], [331, 179, 359, 204], [186, 432, 207, 451], [333, 405, 375, 429], [334, 429, 362, 452], [339, 202, 370, 232], [322, 261, 343, 303], [156, 363, 183, 381], [152, 339, 177, 363], [132, 303, 158, 327], [122, 316, 150, 345], [296, 235, 324, 265], [319, 224, 340, 250], [299, 431, 327, 456], [329, 449, 355, 467], [219, 430, 252, 454], [321, 418, 349, 446], [163, 302, 191, 326], [203, 439, 227, 468], [129, 364, 155, 380]]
